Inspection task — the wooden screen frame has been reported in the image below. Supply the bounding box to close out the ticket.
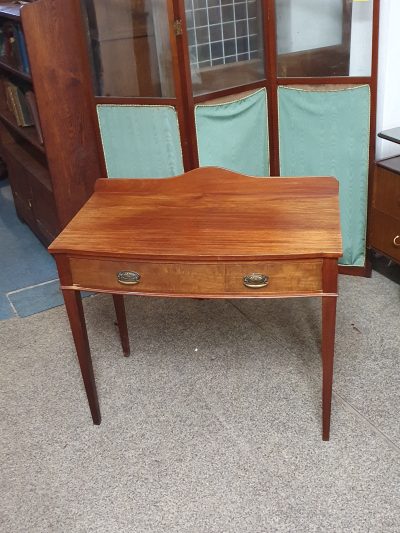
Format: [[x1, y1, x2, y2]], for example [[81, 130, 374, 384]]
[[83, 0, 380, 276]]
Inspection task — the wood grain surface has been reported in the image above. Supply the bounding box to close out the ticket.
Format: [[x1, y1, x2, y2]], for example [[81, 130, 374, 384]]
[[66, 257, 324, 297], [49, 167, 342, 262]]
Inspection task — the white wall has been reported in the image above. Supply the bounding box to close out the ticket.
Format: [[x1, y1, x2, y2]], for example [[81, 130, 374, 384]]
[[276, 0, 373, 76], [376, 0, 400, 159], [276, 0, 400, 160], [276, 0, 343, 54], [349, 0, 374, 76]]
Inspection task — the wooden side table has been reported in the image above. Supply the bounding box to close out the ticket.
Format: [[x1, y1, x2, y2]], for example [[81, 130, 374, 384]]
[[49, 167, 342, 440]]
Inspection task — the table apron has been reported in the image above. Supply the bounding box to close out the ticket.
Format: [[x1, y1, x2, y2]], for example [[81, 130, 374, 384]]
[[64, 257, 333, 298]]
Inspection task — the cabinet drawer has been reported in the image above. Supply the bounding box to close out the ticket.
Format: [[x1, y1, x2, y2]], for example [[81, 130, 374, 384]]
[[69, 258, 225, 295], [225, 260, 323, 295], [369, 210, 400, 262], [373, 166, 400, 218]]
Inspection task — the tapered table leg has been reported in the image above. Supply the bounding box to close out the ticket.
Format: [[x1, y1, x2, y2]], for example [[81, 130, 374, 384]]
[[62, 289, 101, 425], [112, 294, 130, 357], [321, 295, 337, 441]]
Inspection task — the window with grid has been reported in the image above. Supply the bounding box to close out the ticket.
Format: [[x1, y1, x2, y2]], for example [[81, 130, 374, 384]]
[[185, 0, 262, 69]]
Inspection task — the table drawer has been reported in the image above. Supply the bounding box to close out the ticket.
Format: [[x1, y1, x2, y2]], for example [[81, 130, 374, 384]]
[[225, 260, 323, 295], [69, 257, 324, 296], [69, 258, 225, 295], [369, 210, 400, 262]]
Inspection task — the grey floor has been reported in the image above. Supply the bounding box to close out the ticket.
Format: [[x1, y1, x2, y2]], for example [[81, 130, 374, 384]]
[[1, 271, 399, 532]]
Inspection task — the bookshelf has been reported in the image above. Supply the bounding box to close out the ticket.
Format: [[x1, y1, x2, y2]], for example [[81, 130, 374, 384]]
[[0, 0, 102, 245]]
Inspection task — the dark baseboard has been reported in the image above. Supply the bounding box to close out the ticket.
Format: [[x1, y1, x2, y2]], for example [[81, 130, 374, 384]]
[[339, 261, 372, 278], [369, 250, 400, 285]]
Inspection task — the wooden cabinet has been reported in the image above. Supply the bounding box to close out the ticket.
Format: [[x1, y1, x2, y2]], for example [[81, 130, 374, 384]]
[[0, 1, 102, 246], [369, 158, 400, 264], [0, 3, 49, 242]]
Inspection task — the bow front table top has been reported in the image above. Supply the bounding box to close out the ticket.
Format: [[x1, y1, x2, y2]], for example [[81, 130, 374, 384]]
[[49, 167, 342, 440]]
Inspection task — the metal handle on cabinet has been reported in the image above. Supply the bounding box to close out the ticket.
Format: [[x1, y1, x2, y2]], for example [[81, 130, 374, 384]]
[[243, 273, 269, 289], [394, 235, 400, 248], [117, 271, 141, 285]]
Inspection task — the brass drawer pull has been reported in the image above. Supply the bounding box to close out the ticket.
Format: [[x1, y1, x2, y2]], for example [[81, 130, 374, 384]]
[[117, 271, 141, 285], [394, 235, 400, 247], [243, 273, 269, 289]]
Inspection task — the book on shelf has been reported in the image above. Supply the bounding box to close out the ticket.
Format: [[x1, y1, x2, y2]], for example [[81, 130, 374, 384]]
[[25, 90, 43, 144], [4, 79, 33, 127], [5, 82, 22, 126], [15, 25, 29, 74], [17, 86, 33, 126], [0, 21, 30, 74]]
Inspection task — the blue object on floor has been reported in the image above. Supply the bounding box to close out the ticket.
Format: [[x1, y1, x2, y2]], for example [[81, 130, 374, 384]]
[[0, 179, 61, 320], [8, 280, 64, 318], [0, 293, 14, 320]]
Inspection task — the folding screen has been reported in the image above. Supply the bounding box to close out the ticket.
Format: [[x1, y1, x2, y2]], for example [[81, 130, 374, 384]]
[[278, 85, 370, 266], [97, 105, 184, 178], [81, 0, 379, 274], [195, 89, 269, 176]]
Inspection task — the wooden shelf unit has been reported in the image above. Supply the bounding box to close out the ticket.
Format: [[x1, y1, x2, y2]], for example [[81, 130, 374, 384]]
[[0, 108, 44, 152], [0, 0, 102, 245], [0, 58, 32, 82], [0, 2, 53, 244]]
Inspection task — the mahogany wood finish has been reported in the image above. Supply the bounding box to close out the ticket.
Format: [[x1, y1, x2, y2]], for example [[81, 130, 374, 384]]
[[21, 0, 103, 229], [95, 97, 177, 107], [276, 77, 372, 86], [366, 0, 381, 263], [62, 288, 101, 425], [67, 257, 324, 298], [339, 263, 372, 278], [0, 3, 53, 244], [112, 295, 130, 357], [171, 0, 199, 170], [322, 258, 338, 441], [0, 109, 45, 153], [264, 0, 280, 177], [341, 0, 353, 68], [50, 168, 342, 261], [368, 160, 400, 264], [50, 167, 342, 440], [193, 84, 267, 106], [0, 0, 105, 245]]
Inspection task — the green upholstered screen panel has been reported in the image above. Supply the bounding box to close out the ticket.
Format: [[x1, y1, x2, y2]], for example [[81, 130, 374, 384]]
[[195, 88, 270, 176], [278, 85, 370, 267], [97, 104, 184, 178]]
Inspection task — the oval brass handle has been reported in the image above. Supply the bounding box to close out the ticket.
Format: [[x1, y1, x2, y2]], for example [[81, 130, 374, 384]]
[[117, 271, 141, 285], [243, 273, 269, 289], [394, 235, 400, 247]]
